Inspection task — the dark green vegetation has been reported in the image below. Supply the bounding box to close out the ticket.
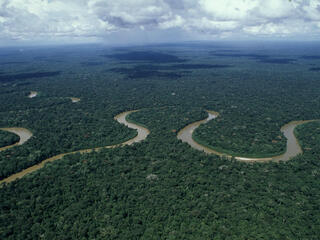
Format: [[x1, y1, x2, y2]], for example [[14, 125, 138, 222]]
[[211, 52, 296, 64], [259, 58, 296, 64], [81, 62, 104, 66], [193, 111, 287, 158], [295, 121, 320, 155], [110, 64, 231, 79], [301, 55, 320, 60], [1, 42, 320, 239], [105, 51, 185, 63], [0, 71, 61, 83], [111, 67, 183, 79], [310, 67, 320, 72], [0, 131, 19, 148], [0, 62, 26, 65]]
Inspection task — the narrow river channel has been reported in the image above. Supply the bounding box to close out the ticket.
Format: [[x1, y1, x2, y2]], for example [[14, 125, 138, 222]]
[[178, 111, 314, 162], [0, 110, 149, 184], [0, 128, 33, 152]]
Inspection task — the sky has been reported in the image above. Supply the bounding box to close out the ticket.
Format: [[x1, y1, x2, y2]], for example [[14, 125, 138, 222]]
[[0, 0, 319, 46]]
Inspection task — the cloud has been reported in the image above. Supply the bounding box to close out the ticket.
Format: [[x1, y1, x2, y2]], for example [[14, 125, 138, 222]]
[[89, 0, 167, 28], [0, 0, 106, 42], [199, 0, 257, 20], [253, 0, 294, 19], [0, 0, 319, 44]]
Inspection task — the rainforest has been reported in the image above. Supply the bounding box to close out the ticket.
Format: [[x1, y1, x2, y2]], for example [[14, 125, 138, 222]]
[[1, 42, 320, 239]]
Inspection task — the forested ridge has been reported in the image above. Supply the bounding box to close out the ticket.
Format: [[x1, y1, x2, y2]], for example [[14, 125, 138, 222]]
[[1, 42, 320, 239]]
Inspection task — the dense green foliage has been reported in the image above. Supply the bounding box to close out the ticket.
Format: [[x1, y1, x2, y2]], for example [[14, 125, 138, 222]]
[[193, 45, 320, 157], [0, 99, 137, 179], [295, 121, 320, 155], [193, 110, 287, 157], [0, 131, 19, 148], [1, 42, 320, 239], [1, 110, 320, 239]]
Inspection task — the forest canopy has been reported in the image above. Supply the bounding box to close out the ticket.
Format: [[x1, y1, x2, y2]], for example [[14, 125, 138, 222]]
[[1, 42, 320, 239]]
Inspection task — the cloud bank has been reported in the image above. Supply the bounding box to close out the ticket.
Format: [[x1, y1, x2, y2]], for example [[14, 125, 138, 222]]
[[0, 0, 319, 45]]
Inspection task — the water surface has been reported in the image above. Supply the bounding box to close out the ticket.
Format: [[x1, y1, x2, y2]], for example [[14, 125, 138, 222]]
[[178, 111, 313, 162], [0, 110, 149, 184], [0, 128, 32, 152]]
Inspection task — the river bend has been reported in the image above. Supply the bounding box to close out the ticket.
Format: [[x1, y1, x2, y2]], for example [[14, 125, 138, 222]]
[[0, 128, 33, 152], [178, 111, 314, 162], [0, 110, 149, 184]]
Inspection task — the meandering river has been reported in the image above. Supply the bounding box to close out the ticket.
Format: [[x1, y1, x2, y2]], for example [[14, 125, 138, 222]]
[[0, 128, 33, 152], [0, 110, 149, 184], [0, 107, 316, 184], [178, 111, 314, 162]]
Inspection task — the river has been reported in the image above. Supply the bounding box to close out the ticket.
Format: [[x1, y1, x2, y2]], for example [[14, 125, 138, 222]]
[[0, 128, 33, 152], [0, 110, 149, 184], [178, 111, 314, 162]]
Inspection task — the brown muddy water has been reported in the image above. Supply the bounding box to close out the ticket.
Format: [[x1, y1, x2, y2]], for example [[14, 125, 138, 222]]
[[178, 111, 314, 162], [0, 128, 33, 152], [0, 110, 149, 184]]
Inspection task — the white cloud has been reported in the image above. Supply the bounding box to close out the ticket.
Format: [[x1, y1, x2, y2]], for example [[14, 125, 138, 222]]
[[253, 0, 294, 19], [88, 0, 171, 29], [199, 0, 257, 20], [0, 0, 106, 42], [244, 22, 291, 35], [300, 0, 320, 21], [158, 15, 185, 29], [0, 0, 319, 44]]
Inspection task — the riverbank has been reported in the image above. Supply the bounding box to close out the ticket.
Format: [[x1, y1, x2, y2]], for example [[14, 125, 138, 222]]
[[178, 110, 316, 162], [0, 110, 149, 184], [0, 128, 33, 152]]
